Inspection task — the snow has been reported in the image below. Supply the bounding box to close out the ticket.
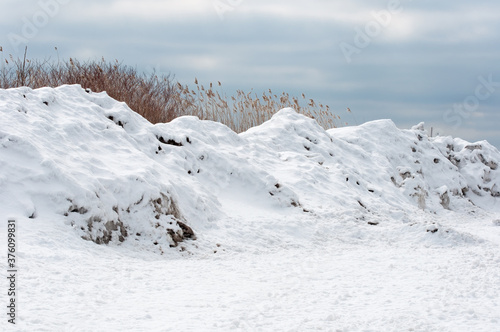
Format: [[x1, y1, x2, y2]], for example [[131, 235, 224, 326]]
[[1, 85, 499, 331]]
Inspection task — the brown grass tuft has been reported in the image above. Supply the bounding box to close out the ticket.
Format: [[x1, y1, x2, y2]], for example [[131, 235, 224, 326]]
[[0, 48, 342, 131]]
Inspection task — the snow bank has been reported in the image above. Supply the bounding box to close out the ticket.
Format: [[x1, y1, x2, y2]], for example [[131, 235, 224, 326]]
[[1, 85, 499, 252]]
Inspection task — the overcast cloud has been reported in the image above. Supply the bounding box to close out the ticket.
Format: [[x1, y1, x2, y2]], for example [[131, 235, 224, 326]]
[[1, 0, 499, 148]]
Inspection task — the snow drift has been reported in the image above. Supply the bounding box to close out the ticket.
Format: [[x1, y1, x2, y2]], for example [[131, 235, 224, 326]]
[[1, 85, 499, 252]]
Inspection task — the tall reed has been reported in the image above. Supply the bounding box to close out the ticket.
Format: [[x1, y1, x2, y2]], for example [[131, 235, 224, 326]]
[[0, 48, 341, 131]]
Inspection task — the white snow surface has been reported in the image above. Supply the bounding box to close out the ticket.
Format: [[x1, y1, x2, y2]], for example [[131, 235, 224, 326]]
[[1, 85, 499, 331]]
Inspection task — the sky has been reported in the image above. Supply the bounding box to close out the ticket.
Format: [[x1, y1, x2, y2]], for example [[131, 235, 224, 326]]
[[1, 0, 499, 149]]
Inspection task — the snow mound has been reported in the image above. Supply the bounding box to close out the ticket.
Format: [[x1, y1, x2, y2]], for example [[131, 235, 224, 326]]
[[0, 85, 215, 251], [1, 85, 499, 252]]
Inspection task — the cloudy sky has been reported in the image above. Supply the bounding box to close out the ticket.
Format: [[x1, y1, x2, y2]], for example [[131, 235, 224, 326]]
[[1, 0, 499, 148]]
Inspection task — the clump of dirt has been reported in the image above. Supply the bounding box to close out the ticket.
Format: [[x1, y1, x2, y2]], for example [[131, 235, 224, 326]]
[[67, 191, 196, 249]]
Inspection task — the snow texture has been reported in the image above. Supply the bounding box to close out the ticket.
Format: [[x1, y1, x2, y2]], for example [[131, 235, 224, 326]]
[[1, 85, 499, 331]]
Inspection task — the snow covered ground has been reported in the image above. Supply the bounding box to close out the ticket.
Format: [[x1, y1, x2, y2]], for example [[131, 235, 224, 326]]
[[1, 85, 499, 331]]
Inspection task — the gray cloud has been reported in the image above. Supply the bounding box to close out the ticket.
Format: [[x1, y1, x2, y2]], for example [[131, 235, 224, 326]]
[[1, 0, 499, 148]]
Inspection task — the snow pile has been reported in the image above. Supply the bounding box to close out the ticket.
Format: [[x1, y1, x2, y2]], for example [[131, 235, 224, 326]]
[[0, 85, 217, 251], [1, 85, 499, 252]]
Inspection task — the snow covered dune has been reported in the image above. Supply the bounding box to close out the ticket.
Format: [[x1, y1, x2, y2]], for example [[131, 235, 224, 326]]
[[2, 85, 500, 331], [1, 85, 499, 253]]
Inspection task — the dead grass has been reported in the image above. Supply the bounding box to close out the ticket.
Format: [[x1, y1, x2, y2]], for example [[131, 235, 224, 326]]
[[176, 79, 341, 132], [0, 47, 341, 131]]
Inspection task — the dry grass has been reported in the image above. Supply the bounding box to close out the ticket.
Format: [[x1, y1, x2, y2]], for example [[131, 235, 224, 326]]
[[175, 79, 341, 132], [0, 47, 341, 131], [0, 47, 179, 123]]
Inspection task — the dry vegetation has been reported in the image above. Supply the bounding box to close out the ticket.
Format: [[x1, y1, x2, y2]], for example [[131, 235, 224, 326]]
[[0, 47, 341, 132]]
